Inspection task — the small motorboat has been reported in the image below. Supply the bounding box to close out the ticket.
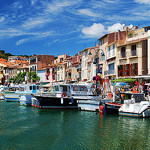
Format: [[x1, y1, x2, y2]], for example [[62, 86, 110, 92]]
[[119, 100, 150, 118]]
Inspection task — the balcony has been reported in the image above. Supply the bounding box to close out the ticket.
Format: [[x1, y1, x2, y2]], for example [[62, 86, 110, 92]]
[[104, 69, 116, 75], [107, 49, 116, 59]]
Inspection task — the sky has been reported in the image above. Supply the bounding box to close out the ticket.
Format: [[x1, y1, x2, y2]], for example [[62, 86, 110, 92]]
[[0, 0, 150, 57]]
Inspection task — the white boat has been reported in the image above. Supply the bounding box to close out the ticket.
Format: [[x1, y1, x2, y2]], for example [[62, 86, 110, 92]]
[[70, 83, 101, 112], [0, 85, 5, 101], [4, 84, 39, 105], [18, 84, 39, 106], [4, 85, 21, 102], [119, 95, 150, 117]]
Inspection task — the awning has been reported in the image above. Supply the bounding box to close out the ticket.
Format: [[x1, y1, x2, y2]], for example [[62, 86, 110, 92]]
[[40, 82, 50, 86], [112, 78, 136, 83], [133, 75, 150, 79]]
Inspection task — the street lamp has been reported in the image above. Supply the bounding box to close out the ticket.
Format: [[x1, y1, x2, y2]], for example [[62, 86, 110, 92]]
[[88, 48, 105, 90]]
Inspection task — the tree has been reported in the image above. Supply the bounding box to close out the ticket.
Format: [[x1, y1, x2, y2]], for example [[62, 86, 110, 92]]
[[29, 72, 40, 83]]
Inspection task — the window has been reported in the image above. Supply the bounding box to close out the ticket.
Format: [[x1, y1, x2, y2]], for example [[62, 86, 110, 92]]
[[30, 86, 32, 90], [108, 63, 114, 70], [33, 86, 36, 90], [54, 86, 59, 91], [113, 44, 115, 49], [60, 58, 63, 62], [99, 54, 101, 62], [121, 47, 126, 57], [131, 45, 136, 56]]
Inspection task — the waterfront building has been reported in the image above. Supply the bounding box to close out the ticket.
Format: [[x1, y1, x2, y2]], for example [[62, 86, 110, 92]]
[[29, 54, 54, 73], [37, 68, 46, 83], [45, 64, 56, 83], [71, 53, 82, 82], [16, 61, 29, 74], [81, 46, 99, 82], [117, 26, 149, 82], [8, 56, 29, 62], [54, 54, 71, 82]]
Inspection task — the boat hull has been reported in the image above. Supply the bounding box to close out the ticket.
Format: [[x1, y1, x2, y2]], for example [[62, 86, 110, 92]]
[[4, 94, 20, 102], [19, 95, 33, 106], [105, 102, 122, 114], [77, 100, 100, 112], [119, 108, 150, 117], [34, 95, 78, 109]]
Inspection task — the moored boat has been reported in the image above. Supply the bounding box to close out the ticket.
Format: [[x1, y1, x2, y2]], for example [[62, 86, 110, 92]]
[[18, 84, 39, 106], [70, 83, 101, 112], [33, 83, 78, 109], [119, 95, 150, 118]]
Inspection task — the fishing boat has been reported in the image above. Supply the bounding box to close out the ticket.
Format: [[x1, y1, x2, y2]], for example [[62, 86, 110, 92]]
[[18, 84, 39, 106], [4, 85, 21, 102], [33, 83, 78, 109], [4, 84, 39, 105], [119, 95, 150, 117], [100, 82, 130, 114], [0, 86, 5, 101], [70, 83, 101, 112]]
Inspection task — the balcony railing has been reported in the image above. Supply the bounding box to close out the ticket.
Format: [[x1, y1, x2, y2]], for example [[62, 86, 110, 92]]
[[104, 69, 116, 75]]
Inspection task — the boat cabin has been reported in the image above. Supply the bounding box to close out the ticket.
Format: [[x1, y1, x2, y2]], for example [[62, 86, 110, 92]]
[[16, 84, 40, 94], [70, 83, 99, 96]]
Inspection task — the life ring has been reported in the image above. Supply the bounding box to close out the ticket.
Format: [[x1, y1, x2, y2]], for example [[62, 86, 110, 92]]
[[61, 92, 67, 98]]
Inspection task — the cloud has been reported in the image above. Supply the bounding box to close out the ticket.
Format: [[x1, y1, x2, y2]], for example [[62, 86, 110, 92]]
[[23, 17, 52, 29], [135, 0, 150, 4], [82, 23, 105, 38], [78, 9, 98, 17], [12, 1, 23, 9], [82, 23, 134, 38], [16, 31, 56, 45], [16, 38, 30, 45], [45, 0, 80, 13], [0, 16, 5, 22], [31, 0, 37, 5], [107, 23, 125, 33]]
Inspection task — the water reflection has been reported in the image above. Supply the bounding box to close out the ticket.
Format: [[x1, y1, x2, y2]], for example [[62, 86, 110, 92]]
[[1, 102, 150, 150]]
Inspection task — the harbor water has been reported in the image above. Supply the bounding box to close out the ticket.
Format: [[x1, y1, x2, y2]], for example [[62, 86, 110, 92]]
[[0, 102, 150, 150]]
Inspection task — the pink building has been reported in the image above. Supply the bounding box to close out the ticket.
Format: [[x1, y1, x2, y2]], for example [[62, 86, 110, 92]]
[[45, 64, 56, 83]]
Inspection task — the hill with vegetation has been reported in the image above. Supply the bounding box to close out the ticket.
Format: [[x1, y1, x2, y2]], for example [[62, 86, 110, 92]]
[[0, 50, 29, 60]]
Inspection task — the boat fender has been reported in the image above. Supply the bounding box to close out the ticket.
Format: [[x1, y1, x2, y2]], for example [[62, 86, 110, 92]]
[[99, 105, 103, 114], [71, 97, 74, 103], [143, 112, 145, 118], [61, 97, 63, 104]]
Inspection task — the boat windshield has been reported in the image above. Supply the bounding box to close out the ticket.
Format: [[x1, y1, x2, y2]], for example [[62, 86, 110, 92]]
[[60, 85, 70, 92], [72, 85, 88, 92]]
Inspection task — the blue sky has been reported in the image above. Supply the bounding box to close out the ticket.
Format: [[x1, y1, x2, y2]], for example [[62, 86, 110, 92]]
[[0, 0, 150, 56]]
